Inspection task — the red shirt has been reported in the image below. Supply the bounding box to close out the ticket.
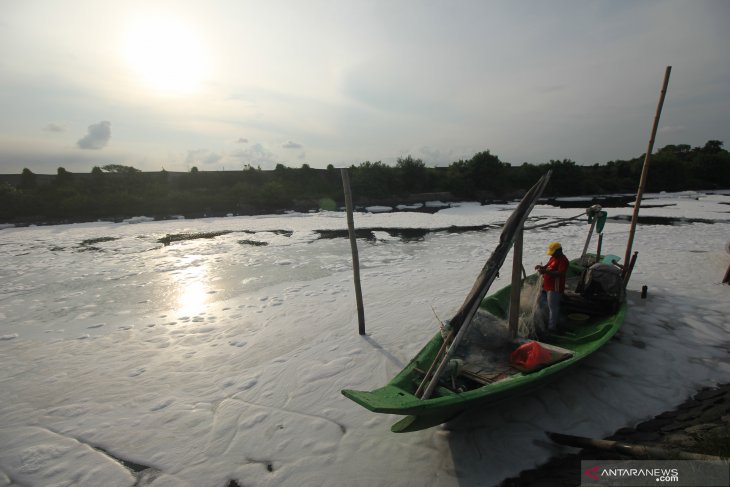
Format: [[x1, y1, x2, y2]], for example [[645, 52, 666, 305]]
[[543, 254, 569, 292]]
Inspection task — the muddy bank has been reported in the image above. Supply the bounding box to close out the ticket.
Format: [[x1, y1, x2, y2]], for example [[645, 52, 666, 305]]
[[500, 383, 730, 486]]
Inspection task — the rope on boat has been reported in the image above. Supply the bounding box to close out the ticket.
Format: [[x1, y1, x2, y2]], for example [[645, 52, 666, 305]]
[[523, 212, 587, 231]]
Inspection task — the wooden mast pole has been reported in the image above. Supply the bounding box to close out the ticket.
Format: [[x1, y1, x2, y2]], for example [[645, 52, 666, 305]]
[[623, 66, 672, 278], [341, 168, 366, 335], [508, 228, 524, 338]]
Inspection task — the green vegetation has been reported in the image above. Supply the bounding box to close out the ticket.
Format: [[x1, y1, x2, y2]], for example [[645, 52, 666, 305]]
[[1, 141, 728, 224]]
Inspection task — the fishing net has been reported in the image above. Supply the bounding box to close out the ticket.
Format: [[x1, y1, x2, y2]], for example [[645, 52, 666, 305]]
[[443, 276, 550, 390], [452, 311, 515, 382], [454, 274, 544, 352], [516, 275, 544, 338]]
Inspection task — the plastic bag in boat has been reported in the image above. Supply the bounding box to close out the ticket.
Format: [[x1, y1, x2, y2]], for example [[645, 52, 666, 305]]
[[509, 341, 553, 371]]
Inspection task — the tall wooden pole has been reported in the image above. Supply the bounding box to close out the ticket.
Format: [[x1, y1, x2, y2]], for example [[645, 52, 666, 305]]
[[341, 169, 366, 335], [508, 228, 524, 339], [623, 66, 672, 274]]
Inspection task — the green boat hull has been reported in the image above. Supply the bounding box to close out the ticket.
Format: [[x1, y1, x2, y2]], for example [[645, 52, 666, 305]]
[[341, 258, 627, 432]]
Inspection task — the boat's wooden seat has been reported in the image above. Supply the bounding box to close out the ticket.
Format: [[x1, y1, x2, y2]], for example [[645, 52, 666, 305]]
[[458, 341, 573, 383], [459, 363, 513, 385]]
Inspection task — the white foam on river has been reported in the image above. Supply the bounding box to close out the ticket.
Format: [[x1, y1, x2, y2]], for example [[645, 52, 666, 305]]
[[0, 191, 728, 486]]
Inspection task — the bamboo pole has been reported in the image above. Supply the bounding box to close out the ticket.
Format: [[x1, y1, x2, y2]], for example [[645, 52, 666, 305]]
[[547, 432, 725, 461], [580, 218, 597, 264], [415, 332, 452, 398], [623, 66, 672, 274], [341, 169, 365, 335], [508, 229, 524, 339]]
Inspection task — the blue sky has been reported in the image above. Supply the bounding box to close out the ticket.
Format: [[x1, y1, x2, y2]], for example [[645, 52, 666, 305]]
[[1, 0, 728, 173]]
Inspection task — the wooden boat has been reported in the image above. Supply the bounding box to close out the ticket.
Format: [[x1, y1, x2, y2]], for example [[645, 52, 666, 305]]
[[342, 67, 671, 433], [341, 172, 629, 433], [342, 259, 626, 432]]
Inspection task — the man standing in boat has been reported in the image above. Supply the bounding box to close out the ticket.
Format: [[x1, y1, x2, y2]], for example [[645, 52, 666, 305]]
[[535, 242, 569, 332]]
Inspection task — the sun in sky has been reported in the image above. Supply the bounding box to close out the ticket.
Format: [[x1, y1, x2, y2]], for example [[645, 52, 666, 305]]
[[123, 14, 210, 95]]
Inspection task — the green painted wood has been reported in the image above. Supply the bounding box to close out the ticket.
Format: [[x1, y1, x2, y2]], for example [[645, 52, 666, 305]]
[[341, 255, 626, 432]]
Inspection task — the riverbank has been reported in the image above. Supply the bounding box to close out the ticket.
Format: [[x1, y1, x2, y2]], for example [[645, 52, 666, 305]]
[[500, 383, 730, 486], [0, 193, 656, 228]]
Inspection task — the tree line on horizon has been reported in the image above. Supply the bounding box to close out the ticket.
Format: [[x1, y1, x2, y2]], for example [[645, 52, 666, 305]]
[[1, 140, 728, 224]]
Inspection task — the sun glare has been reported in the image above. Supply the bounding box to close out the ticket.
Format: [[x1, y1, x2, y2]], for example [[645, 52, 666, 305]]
[[124, 15, 208, 94], [177, 264, 209, 317]]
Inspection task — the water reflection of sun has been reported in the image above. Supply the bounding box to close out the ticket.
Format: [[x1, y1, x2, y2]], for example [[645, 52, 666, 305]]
[[177, 264, 208, 317]]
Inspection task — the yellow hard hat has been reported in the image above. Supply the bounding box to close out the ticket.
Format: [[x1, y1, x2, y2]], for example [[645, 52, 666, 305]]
[[546, 242, 562, 255]]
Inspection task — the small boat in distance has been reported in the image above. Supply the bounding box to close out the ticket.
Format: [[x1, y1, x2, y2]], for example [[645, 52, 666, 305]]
[[341, 172, 629, 432]]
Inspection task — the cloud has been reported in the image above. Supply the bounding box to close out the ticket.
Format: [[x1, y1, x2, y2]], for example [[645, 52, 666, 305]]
[[230, 143, 278, 169], [282, 140, 302, 149], [43, 123, 64, 132], [77, 121, 111, 150], [416, 146, 467, 166], [186, 149, 222, 166], [0, 135, 128, 173], [236, 137, 248, 143]]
